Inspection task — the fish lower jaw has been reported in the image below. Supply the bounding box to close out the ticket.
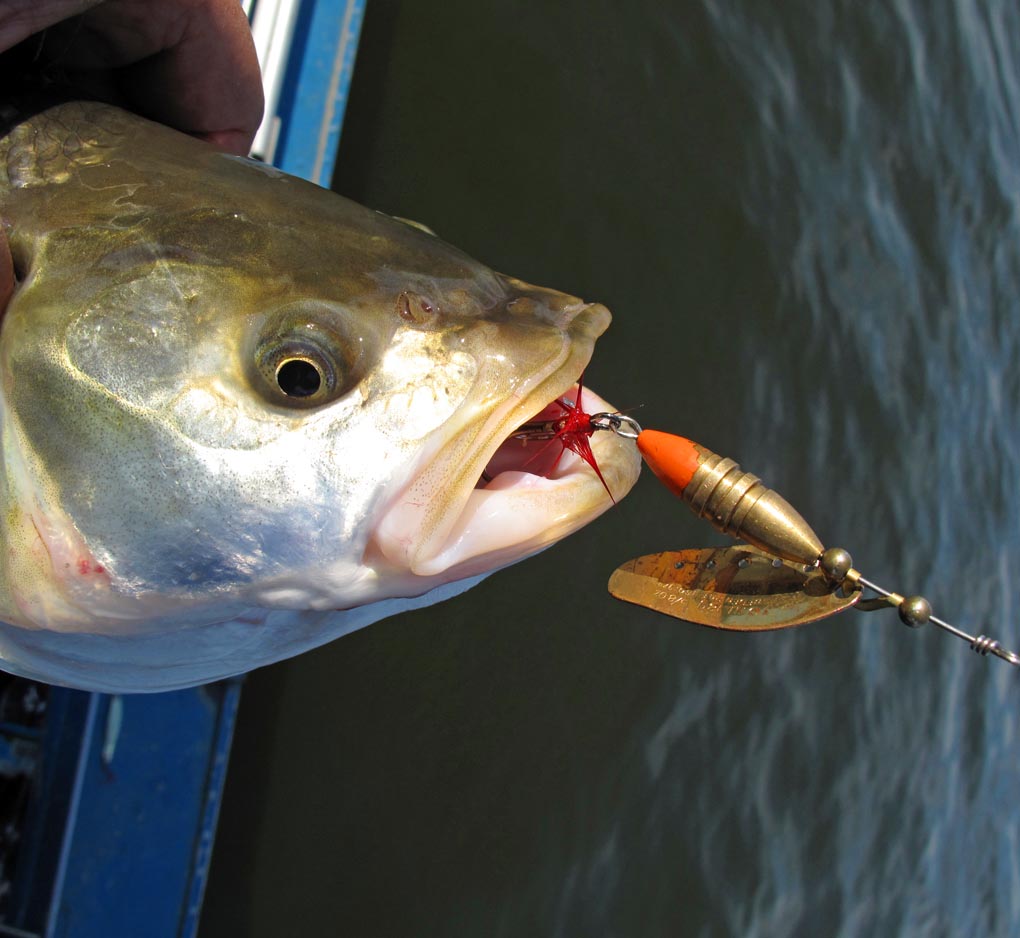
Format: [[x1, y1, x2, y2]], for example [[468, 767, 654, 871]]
[[370, 387, 641, 581]]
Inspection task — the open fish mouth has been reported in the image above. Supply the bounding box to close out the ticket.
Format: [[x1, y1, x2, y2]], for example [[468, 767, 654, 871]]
[[372, 372, 641, 580]]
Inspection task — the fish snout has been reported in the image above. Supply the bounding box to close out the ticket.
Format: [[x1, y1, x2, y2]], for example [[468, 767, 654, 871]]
[[501, 277, 612, 336]]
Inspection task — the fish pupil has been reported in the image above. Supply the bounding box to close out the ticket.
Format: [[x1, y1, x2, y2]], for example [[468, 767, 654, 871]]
[[276, 358, 322, 398]]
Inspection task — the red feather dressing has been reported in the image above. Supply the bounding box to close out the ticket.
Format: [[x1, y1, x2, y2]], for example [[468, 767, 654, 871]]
[[524, 375, 615, 503]]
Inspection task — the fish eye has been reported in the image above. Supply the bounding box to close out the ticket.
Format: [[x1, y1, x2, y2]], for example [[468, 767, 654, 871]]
[[249, 306, 370, 410], [252, 326, 355, 408], [256, 339, 339, 407], [276, 357, 324, 398]]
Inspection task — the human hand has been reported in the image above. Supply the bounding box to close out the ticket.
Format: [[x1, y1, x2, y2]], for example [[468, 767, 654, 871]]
[[0, 0, 265, 309]]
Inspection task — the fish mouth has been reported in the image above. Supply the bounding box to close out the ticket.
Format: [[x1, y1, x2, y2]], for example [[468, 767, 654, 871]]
[[371, 369, 641, 582]]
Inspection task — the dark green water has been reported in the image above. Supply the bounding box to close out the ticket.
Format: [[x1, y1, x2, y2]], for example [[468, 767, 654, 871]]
[[203, 2, 1020, 935]]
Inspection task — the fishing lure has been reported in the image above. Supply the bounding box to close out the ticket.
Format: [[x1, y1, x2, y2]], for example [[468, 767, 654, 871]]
[[516, 377, 1018, 669], [593, 423, 1020, 670]]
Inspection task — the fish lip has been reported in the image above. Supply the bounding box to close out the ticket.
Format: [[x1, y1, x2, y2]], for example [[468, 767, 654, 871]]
[[368, 351, 641, 582]]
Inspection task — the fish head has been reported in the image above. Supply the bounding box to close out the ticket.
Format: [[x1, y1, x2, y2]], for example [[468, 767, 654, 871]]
[[0, 103, 640, 689]]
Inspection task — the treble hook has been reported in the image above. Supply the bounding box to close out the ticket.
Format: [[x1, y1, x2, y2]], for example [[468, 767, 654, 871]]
[[512, 410, 643, 442]]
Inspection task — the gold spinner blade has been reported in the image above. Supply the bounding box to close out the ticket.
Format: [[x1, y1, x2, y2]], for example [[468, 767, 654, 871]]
[[608, 545, 862, 631]]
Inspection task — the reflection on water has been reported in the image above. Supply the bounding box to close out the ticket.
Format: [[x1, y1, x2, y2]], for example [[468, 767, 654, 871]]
[[203, 2, 1020, 935]]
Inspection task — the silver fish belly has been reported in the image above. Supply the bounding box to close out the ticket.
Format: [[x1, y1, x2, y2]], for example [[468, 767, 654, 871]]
[[0, 102, 640, 692]]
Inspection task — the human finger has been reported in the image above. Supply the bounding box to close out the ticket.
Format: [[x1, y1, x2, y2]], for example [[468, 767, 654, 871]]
[[71, 0, 264, 154], [20, 0, 264, 155], [0, 0, 105, 54]]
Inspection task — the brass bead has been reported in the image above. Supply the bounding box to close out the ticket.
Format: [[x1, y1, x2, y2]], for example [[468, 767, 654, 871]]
[[820, 547, 853, 583], [898, 595, 931, 628]]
